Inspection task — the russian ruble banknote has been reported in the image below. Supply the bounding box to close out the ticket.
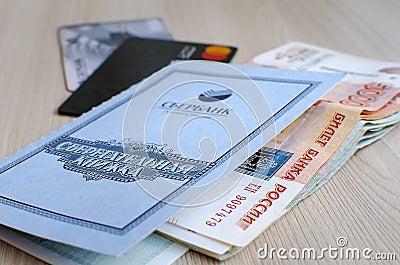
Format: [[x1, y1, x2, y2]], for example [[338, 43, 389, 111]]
[[360, 95, 400, 120]]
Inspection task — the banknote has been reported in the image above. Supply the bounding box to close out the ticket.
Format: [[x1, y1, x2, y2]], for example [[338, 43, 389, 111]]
[[291, 120, 375, 205], [357, 125, 398, 149], [288, 110, 400, 206], [0, 61, 342, 255], [0, 226, 187, 265], [286, 121, 365, 208], [362, 110, 400, 130], [362, 125, 395, 140], [360, 95, 400, 120], [58, 18, 173, 91], [250, 42, 400, 113], [163, 102, 360, 250]]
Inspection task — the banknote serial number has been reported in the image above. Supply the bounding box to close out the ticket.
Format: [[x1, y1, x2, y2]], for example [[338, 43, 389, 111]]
[[205, 195, 247, 227]]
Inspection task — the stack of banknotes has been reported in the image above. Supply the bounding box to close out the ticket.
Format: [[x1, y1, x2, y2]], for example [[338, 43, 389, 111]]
[[0, 41, 399, 265], [248, 42, 400, 209], [156, 42, 400, 259]]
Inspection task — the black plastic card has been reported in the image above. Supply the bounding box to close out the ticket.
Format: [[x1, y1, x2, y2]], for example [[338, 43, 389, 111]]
[[58, 37, 237, 116]]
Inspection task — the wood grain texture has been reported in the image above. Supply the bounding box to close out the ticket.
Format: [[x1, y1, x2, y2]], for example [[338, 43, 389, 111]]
[[0, 0, 399, 264]]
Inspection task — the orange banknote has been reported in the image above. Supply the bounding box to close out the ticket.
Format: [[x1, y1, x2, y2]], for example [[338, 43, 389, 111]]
[[361, 94, 400, 120], [267, 101, 360, 185]]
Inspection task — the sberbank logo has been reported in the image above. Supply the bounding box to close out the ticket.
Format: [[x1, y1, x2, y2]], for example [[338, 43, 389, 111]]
[[198, 89, 232, 102]]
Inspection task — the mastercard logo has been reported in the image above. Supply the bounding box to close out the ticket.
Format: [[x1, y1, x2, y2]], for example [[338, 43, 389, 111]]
[[201, 46, 232, 61]]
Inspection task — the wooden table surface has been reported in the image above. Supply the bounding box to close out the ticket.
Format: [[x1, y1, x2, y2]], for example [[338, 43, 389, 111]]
[[0, 0, 399, 264]]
